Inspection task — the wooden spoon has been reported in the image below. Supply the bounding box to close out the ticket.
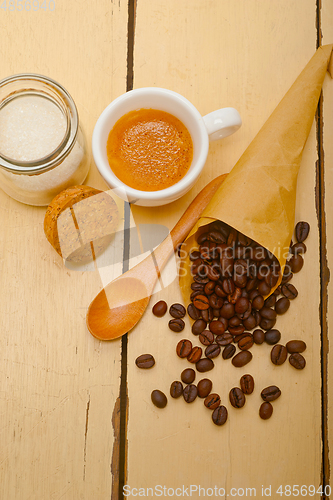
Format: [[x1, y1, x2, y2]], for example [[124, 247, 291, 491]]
[[86, 173, 227, 340]]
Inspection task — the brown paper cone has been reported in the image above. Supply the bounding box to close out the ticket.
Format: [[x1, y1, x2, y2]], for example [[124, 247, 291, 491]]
[[180, 44, 333, 303]]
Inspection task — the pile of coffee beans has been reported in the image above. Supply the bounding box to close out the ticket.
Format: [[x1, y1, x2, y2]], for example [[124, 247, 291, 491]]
[[136, 220, 309, 425]]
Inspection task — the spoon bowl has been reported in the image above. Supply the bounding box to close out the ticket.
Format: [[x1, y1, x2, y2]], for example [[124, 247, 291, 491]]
[[87, 277, 149, 340]]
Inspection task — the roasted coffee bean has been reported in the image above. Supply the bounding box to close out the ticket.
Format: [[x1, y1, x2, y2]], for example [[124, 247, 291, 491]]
[[208, 320, 225, 335], [271, 344, 288, 365], [176, 339, 192, 358], [208, 230, 226, 244], [204, 393, 221, 410], [229, 387, 246, 408], [187, 303, 201, 320], [222, 344, 236, 359], [286, 340, 307, 353], [193, 295, 210, 310], [247, 278, 259, 291], [200, 241, 215, 260], [207, 265, 220, 281], [254, 309, 262, 327], [181, 368, 196, 384], [197, 232, 208, 244], [236, 301, 252, 320], [253, 329, 265, 344], [189, 250, 201, 261], [228, 287, 242, 304], [248, 289, 260, 303], [135, 354, 155, 369], [259, 402, 273, 420], [252, 294, 265, 310], [169, 318, 185, 332], [196, 265, 210, 279], [199, 330, 214, 346], [238, 334, 254, 351], [205, 344, 221, 359], [220, 302, 235, 319], [152, 300, 167, 317], [204, 281, 216, 295], [233, 332, 246, 343], [264, 294, 276, 308], [289, 352, 306, 369], [192, 319, 207, 335], [151, 390, 167, 408], [228, 325, 245, 336], [212, 308, 221, 318], [265, 329, 281, 345], [232, 350, 253, 367], [227, 228, 238, 246], [196, 358, 214, 372], [295, 221, 310, 242], [229, 315, 242, 327], [187, 346, 202, 363], [191, 282, 205, 291], [219, 316, 229, 331], [265, 272, 279, 289], [215, 284, 227, 298], [235, 297, 249, 314], [190, 291, 202, 301], [240, 374, 254, 394], [216, 332, 233, 346], [170, 381, 183, 398], [274, 285, 282, 295], [243, 315, 257, 330], [222, 278, 235, 295], [212, 221, 230, 240], [197, 378, 212, 398], [289, 254, 304, 273], [183, 384, 198, 403], [281, 283, 298, 300], [260, 307, 277, 320], [275, 297, 290, 315], [234, 273, 248, 288], [258, 281, 272, 296], [234, 258, 248, 275], [261, 385, 281, 402], [291, 242, 307, 255], [281, 268, 293, 285], [220, 256, 234, 277], [201, 309, 209, 322], [260, 317, 276, 330], [252, 246, 266, 261], [169, 303, 186, 319], [212, 405, 228, 426]]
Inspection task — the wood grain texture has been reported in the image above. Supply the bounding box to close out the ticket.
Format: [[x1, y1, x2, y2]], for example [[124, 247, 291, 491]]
[[126, 0, 324, 496], [0, 1, 127, 498], [321, 0, 333, 492]]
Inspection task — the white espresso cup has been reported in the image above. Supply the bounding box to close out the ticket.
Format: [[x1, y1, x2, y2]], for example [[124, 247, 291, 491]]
[[92, 87, 241, 206]]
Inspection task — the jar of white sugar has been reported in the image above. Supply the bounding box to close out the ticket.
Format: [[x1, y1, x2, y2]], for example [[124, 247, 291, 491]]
[[0, 74, 90, 206]]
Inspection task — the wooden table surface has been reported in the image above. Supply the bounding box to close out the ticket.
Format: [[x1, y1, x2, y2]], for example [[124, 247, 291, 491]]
[[0, 1, 332, 499]]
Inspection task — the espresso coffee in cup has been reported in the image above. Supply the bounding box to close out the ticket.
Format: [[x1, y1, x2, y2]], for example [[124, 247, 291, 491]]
[[106, 108, 193, 192], [92, 87, 242, 206]]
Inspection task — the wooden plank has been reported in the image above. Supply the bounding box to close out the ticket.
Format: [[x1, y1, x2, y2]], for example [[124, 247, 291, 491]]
[[321, 0, 333, 494], [0, 1, 128, 498], [126, 0, 324, 496]]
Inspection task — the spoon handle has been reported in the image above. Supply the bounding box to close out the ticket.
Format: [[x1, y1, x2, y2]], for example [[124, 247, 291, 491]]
[[151, 173, 227, 275]]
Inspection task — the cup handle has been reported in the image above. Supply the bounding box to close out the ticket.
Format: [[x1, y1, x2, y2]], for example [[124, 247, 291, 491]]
[[203, 107, 242, 141]]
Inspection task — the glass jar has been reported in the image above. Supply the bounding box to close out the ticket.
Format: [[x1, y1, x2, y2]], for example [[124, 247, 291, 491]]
[[0, 73, 90, 206]]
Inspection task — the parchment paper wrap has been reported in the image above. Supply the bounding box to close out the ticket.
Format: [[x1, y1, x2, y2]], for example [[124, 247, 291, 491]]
[[180, 44, 333, 304]]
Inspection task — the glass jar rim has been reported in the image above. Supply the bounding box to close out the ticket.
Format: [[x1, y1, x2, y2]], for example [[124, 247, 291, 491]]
[[0, 73, 79, 175]]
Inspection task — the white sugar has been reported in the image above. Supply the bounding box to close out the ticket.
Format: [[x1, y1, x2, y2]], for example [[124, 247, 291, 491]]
[[0, 95, 66, 161]]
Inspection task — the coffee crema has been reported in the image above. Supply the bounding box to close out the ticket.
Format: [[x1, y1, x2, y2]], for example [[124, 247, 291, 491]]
[[106, 108, 193, 191]]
